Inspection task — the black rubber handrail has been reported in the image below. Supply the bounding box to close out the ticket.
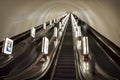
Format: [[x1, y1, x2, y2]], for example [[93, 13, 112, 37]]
[[0, 23, 55, 79], [89, 27, 120, 55], [19, 18, 66, 80], [0, 15, 67, 79], [0, 25, 41, 53], [0, 15, 65, 79], [0, 19, 56, 68], [88, 28, 120, 67], [0, 20, 52, 54], [34, 16, 69, 80], [0, 22, 54, 68]]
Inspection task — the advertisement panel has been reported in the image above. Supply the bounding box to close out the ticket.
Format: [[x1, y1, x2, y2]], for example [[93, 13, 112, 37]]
[[83, 37, 89, 55], [3, 38, 13, 54], [43, 23, 46, 29], [59, 22, 62, 30], [42, 37, 49, 54], [31, 27, 36, 38], [50, 20, 52, 25], [54, 27, 57, 37]]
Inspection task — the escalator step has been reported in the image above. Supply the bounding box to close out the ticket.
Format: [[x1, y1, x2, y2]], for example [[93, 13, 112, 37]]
[[58, 59, 74, 62], [55, 68, 75, 73], [57, 61, 74, 65], [54, 77, 75, 80], [53, 18, 75, 80], [59, 57, 74, 60], [54, 72, 75, 78], [56, 65, 75, 69]]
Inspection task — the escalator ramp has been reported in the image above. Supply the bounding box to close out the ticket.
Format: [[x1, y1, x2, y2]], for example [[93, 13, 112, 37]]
[[53, 19, 76, 80]]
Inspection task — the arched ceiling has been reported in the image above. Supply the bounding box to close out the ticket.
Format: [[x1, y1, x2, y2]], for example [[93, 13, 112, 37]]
[[0, 0, 120, 47]]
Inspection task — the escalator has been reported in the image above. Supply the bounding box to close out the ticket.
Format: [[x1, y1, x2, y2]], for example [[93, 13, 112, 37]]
[[76, 16, 120, 79], [88, 34, 120, 79], [0, 22, 56, 79], [53, 18, 76, 80]]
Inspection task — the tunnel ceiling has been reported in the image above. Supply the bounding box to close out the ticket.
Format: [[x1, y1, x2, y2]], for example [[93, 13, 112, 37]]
[[0, 0, 120, 47]]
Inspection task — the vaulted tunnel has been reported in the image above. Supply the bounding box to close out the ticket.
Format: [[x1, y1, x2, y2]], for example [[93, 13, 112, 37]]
[[0, 0, 120, 47]]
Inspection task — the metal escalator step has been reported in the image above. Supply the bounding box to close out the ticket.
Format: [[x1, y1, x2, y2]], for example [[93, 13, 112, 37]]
[[54, 77, 75, 80], [60, 54, 74, 56], [57, 62, 74, 65], [59, 57, 74, 60], [55, 68, 75, 73], [56, 65, 75, 69], [53, 18, 75, 80], [54, 72, 75, 78], [58, 59, 74, 62]]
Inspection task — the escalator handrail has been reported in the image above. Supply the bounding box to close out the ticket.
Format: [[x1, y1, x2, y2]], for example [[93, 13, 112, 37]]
[[89, 27, 120, 67], [0, 24, 55, 68], [30, 16, 70, 80], [0, 24, 56, 79], [73, 14, 120, 67], [0, 16, 65, 79], [0, 21, 55, 53]]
